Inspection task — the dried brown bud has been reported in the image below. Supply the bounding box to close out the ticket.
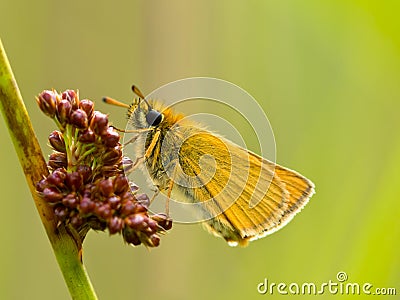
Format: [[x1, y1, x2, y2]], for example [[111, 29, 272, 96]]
[[113, 175, 129, 194], [121, 157, 134, 173], [129, 182, 139, 193], [133, 202, 147, 214], [125, 214, 147, 231], [62, 193, 79, 208], [70, 214, 84, 228], [90, 112, 109, 135], [49, 131, 66, 152], [123, 229, 141, 246], [152, 213, 173, 230], [79, 197, 96, 214], [56, 100, 72, 125], [70, 109, 88, 129], [121, 200, 135, 216], [95, 203, 112, 220], [79, 99, 94, 120], [42, 187, 64, 203], [99, 178, 114, 197], [148, 234, 160, 247], [36, 179, 48, 192], [65, 171, 83, 191], [78, 129, 96, 143], [121, 191, 135, 203], [102, 147, 122, 165], [107, 195, 121, 209], [37, 90, 58, 118], [46, 168, 66, 188], [100, 165, 120, 177], [147, 218, 158, 233], [135, 193, 150, 208], [102, 127, 120, 147], [48, 152, 67, 170], [54, 205, 69, 221], [76, 165, 92, 183], [61, 89, 77, 103], [108, 216, 124, 234]]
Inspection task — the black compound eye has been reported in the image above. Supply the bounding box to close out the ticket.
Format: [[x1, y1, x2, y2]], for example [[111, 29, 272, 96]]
[[146, 109, 163, 126]]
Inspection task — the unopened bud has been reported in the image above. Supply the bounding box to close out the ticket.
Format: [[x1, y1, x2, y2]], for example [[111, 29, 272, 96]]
[[49, 131, 66, 152], [90, 112, 108, 135], [56, 100, 72, 125], [79, 99, 94, 120], [37, 90, 58, 118], [70, 109, 88, 129]]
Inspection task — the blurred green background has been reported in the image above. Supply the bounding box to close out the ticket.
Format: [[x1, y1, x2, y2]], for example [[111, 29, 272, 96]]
[[1, 1, 399, 299]]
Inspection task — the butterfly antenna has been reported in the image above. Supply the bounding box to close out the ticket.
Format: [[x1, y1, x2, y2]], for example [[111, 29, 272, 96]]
[[102, 96, 130, 108], [131, 85, 152, 110]]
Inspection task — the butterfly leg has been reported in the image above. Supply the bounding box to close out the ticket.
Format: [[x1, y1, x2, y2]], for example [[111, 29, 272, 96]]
[[149, 185, 161, 204], [123, 134, 139, 146], [162, 160, 180, 217]]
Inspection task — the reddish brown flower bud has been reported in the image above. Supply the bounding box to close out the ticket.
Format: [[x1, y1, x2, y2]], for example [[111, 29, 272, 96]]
[[133, 202, 147, 214], [48, 152, 67, 169], [70, 109, 88, 129], [65, 171, 83, 191], [99, 178, 114, 197], [123, 229, 141, 246], [107, 195, 121, 209], [147, 218, 158, 233], [61, 89, 77, 103], [54, 205, 69, 221], [79, 197, 96, 214], [113, 175, 129, 194], [37, 90, 58, 118], [56, 100, 72, 125], [78, 129, 96, 143], [121, 191, 135, 203], [125, 214, 147, 230], [102, 127, 120, 147], [70, 214, 83, 228], [129, 182, 139, 193], [76, 165, 92, 183], [95, 203, 112, 220], [100, 165, 120, 177], [88, 218, 107, 231], [79, 99, 94, 120], [108, 216, 123, 234], [36, 179, 48, 192], [62, 193, 79, 208], [148, 234, 160, 247], [42, 187, 64, 203], [102, 146, 122, 165], [121, 200, 135, 216], [121, 157, 134, 173], [135, 193, 150, 208], [152, 213, 173, 230], [90, 112, 108, 135], [47, 168, 67, 188], [49, 130, 66, 152]]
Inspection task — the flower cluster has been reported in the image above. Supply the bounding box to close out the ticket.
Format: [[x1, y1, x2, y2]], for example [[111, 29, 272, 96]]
[[36, 89, 171, 247]]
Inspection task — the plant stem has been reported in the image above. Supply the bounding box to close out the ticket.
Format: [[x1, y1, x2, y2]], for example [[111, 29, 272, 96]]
[[0, 38, 98, 300]]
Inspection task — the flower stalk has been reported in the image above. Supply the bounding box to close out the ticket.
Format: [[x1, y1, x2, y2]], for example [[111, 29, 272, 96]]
[[0, 38, 98, 299]]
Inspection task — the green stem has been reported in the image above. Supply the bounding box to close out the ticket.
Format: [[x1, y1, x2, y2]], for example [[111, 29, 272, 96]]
[[0, 38, 98, 300]]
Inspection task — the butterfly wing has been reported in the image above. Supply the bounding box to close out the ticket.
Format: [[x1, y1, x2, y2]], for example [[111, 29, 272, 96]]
[[171, 129, 315, 246]]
